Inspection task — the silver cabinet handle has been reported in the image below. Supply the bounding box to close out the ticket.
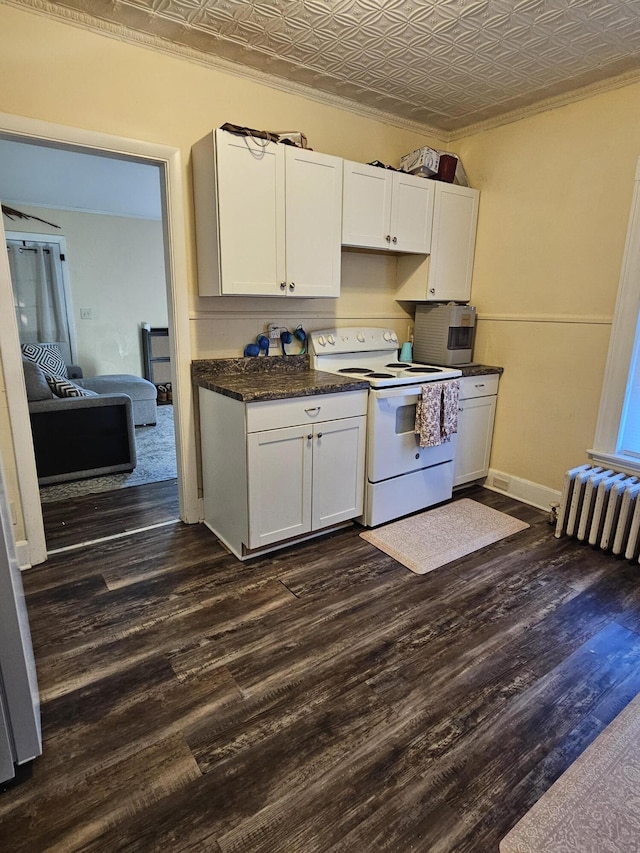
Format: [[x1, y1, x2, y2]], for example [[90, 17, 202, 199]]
[[305, 406, 321, 415], [385, 234, 391, 243], [307, 433, 313, 440], [475, 383, 485, 388], [429, 287, 436, 294], [392, 236, 398, 244], [458, 406, 464, 412], [289, 282, 295, 291], [317, 432, 323, 438], [280, 281, 286, 290]]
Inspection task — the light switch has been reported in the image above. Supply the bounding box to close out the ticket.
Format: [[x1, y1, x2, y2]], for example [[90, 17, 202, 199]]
[[80, 308, 93, 320]]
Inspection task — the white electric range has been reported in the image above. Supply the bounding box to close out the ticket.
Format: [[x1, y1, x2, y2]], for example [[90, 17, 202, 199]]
[[310, 327, 462, 526]]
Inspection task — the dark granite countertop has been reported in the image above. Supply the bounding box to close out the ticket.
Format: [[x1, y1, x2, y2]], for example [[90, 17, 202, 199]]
[[192, 356, 503, 402], [458, 364, 503, 377], [192, 356, 369, 402]]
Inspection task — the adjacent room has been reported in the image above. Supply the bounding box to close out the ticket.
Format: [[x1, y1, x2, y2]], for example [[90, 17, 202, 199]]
[[2, 1, 640, 851], [0, 139, 179, 548]]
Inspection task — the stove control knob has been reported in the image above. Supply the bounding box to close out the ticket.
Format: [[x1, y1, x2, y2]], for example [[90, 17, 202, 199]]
[[383, 331, 392, 342], [356, 333, 365, 343], [317, 336, 326, 347], [327, 335, 335, 345]]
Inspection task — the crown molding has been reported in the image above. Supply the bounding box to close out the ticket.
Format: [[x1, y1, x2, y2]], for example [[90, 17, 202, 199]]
[[2, 0, 445, 140], [447, 66, 640, 141], [5, 0, 640, 145]]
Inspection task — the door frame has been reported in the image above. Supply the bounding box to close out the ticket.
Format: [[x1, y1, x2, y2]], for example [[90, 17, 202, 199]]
[[0, 111, 199, 566]]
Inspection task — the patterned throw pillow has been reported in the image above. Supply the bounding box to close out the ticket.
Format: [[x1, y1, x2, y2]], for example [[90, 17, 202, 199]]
[[22, 357, 53, 401], [45, 375, 97, 398], [21, 343, 68, 379]]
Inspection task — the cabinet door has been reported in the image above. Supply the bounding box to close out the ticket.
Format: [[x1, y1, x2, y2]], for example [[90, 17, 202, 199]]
[[428, 183, 479, 302], [341, 160, 393, 250], [215, 129, 286, 296], [311, 415, 366, 530], [247, 425, 312, 548], [285, 147, 343, 297], [453, 395, 496, 487], [390, 172, 434, 254]]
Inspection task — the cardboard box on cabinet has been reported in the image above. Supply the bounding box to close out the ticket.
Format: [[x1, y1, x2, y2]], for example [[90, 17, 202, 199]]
[[399, 145, 440, 177]]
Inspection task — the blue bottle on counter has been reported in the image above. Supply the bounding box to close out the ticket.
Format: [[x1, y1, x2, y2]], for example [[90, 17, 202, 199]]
[[399, 341, 413, 362]]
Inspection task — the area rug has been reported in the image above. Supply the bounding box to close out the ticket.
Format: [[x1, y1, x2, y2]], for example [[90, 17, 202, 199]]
[[39, 404, 177, 503], [360, 498, 530, 575], [500, 688, 640, 852]]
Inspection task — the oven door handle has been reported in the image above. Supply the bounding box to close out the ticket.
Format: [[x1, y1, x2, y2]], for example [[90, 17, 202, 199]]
[[372, 379, 458, 401], [373, 385, 426, 400]]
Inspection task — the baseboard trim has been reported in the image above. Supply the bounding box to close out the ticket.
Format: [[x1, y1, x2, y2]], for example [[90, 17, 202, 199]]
[[16, 540, 31, 570], [484, 468, 561, 512]]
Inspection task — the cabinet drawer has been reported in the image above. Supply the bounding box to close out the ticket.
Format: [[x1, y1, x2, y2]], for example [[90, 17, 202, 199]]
[[246, 390, 368, 433], [459, 374, 499, 400]]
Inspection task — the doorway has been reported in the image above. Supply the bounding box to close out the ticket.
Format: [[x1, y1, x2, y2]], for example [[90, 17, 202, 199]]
[[2, 143, 177, 524], [0, 114, 198, 566]]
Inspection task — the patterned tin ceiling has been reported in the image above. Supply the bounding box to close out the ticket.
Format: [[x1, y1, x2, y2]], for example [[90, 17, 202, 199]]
[[13, 0, 640, 135]]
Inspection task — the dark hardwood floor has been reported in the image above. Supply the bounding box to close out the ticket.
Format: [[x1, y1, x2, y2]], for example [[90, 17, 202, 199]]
[[42, 479, 180, 551], [2, 485, 639, 851]]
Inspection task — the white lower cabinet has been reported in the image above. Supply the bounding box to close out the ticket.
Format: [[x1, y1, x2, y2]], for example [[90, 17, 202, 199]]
[[453, 374, 499, 487], [248, 415, 366, 549], [199, 388, 367, 559]]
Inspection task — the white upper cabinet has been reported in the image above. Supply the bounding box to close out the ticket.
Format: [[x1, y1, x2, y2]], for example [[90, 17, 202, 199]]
[[342, 161, 393, 250], [390, 171, 435, 254], [428, 182, 479, 302], [284, 146, 343, 297], [396, 181, 480, 303], [192, 129, 343, 297], [215, 129, 285, 297], [342, 161, 434, 254]]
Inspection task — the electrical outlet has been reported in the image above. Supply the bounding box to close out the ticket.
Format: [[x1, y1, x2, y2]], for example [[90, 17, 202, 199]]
[[80, 308, 93, 320], [268, 324, 281, 349]]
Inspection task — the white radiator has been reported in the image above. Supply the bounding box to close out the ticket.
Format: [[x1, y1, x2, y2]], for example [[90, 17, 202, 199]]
[[556, 465, 640, 559]]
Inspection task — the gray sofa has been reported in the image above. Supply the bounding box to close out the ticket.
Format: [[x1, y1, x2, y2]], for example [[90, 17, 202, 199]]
[[21, 349, 157, 485], [29, 391, 137, 486], [67, 366, 158, 427]]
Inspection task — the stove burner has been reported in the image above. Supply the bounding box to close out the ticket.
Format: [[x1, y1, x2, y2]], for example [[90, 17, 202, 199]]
[[367, 372, 395, 379], [385, 362, 406, 368], [404, 366, 442, 373], [337, 367, 373, 374]]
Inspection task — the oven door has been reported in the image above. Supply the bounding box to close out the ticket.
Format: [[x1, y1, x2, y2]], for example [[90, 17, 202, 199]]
[[367, 384, 457, 483]]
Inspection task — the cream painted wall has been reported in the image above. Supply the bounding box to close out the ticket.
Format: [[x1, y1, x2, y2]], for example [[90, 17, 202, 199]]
[[0, 2, 443, 358], [5, 206, 167, 376], [2, 1, 639, 520], [457, 83, 640, 492], [0, 2, 446, 537]]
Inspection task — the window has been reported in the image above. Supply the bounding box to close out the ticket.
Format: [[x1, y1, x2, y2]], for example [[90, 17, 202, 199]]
[[6, 232, 76, 364], [590, 157, 640, 473], [618, 313, 640, 460]]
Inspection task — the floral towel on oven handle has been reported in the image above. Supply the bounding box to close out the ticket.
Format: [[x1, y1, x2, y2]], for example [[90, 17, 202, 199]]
[[415, 379, 461, 448]]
